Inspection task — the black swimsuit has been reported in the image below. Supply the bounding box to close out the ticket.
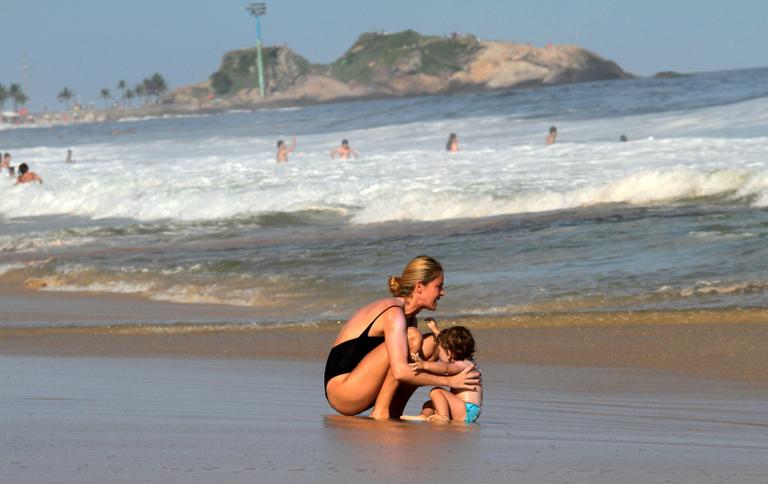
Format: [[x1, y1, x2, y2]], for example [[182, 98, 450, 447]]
[[324, 305, 401, 388]]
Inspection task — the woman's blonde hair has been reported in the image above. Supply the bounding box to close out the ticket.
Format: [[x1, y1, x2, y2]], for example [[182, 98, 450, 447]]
[[387, 255, 443, 297]]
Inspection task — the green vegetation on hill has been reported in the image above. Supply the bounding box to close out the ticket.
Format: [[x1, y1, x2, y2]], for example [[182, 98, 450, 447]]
[[210, 47, 311, 96], [207, 30, 482, 96], [328, 30, 481, 84], [196, 29, 629, 103]]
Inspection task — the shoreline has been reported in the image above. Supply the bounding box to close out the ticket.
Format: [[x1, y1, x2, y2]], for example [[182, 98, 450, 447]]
[[2, 75, 631, 129], [2, 281, 768, 387], [2, 318, 767, 388], [3, 275, 768, 388]]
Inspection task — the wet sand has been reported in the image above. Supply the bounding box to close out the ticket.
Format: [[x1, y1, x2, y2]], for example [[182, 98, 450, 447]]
[[2, 356, 767, 484], [2, 288, 768, 482], [2, 317, 768, 387]]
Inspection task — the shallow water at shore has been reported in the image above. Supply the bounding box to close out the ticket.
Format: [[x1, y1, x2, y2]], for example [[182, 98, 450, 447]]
[[2, 68, 768, 328], [2, 203, 768, 327]]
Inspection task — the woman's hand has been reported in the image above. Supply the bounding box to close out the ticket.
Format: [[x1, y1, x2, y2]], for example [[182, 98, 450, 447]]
[[449, 364, 481, 390]]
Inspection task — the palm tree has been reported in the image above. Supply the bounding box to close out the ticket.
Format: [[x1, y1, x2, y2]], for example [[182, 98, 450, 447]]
[[117, 79, 127, 105], [149, 72, 168, 99], [14, 92, 28, 110], [8, 84, 26, 111], [58, 87, 74, 110], [100, 88, 112, 109], [135, 83, 146, 105], [141, 78, 153, 100], [124, 88, 135, 107], [0, 84, 7, 110]]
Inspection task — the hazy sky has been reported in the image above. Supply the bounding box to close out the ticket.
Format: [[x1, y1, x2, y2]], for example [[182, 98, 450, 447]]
[[2, 0, 766, 111]]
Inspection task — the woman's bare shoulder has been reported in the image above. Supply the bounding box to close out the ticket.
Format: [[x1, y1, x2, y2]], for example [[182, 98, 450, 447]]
[[334, 298, 403, 344], [353, 297, 403, 319]]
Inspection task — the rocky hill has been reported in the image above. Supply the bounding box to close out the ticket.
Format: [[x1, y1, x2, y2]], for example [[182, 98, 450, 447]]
[[165, 30, 632, 111]]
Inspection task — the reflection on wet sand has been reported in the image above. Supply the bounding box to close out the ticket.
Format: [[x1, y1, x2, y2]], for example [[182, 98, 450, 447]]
[[322, 415, 478, 475]]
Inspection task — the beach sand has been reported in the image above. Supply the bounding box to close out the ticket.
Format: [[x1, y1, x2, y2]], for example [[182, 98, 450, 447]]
[[2, 292, 768, 483]]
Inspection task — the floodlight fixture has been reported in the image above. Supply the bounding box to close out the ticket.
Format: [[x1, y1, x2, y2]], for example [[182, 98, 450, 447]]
[[246, 3, 267, 97]]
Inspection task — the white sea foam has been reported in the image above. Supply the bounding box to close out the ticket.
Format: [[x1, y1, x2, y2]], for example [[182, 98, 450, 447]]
[[39, 279, 155, 294], [116, 113, 210, 123], [2, 96, 767, 225], [0, 262, 27, 276]]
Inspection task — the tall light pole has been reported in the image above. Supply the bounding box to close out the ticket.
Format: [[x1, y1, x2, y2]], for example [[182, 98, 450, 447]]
[[246, 3, 267, 97], [21, 54, 30, 110]]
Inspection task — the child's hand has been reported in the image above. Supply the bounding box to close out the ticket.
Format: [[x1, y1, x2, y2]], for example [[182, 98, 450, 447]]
[[409, 352, 426, 372], [424, 317, 439, 336]]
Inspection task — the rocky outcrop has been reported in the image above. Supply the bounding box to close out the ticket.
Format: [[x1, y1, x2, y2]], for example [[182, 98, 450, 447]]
[[653, 71, 690, 78], [457, 42, 629, 88], [165, 30, 633, 110]]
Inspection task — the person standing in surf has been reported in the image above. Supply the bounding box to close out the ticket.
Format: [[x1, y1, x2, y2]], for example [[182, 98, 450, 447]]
[[330, 139, 359, 159], [276, 137, 296, 163], [1, 152, 14, 175], [324, 255, 481, 419], [15, 163, 43, 184], [446, 133, 459, 152], [546, 126, 558, 145]]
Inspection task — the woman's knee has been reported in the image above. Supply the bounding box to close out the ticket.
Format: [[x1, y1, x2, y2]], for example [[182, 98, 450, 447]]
[[407, 327, 423, 354]]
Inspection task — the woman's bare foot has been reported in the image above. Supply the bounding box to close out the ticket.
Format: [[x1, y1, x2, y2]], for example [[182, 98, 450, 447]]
[[427, 414, 450, 423], [400, 415, 428, 421], [370, 408, 391, 420]]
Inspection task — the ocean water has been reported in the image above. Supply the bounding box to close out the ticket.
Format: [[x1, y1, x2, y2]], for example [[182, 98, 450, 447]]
[[1, 67, 768, 328]]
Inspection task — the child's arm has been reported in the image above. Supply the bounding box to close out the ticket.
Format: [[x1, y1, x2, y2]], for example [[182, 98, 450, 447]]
[[424, 317, 440, 337], [418, 317, 440, 361], [410, 357, 470, 376]]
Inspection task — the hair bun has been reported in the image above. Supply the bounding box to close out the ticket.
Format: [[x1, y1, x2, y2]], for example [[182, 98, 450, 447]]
[[387, 276, 401, 296]]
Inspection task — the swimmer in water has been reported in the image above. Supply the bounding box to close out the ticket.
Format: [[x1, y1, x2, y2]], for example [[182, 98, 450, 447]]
[[276, 137, 296, 163], [15, 163, 43, 184], [330, 139, 359, 159], [546, 126, 557, 145], [446, 133, 459, 152]]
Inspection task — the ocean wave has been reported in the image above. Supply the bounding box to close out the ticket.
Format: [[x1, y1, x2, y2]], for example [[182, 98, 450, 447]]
[[0, 320, 332, 336], [353, 167, 768, 223], [674, 280, 768, 298], [116, 113, 210, 123], [2, 162, 767, 226], [6, 260, 315, 310], [28, 275, 275, 308], [3, 87, 768, 227]]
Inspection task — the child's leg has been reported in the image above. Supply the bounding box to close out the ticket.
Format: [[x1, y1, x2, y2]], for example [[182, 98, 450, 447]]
[[420, 319, 440, 361], [425, 318, 440, 337], [429, 387, 451, 418], [442, 392, 468, 422], [420, 399, 435, 418]]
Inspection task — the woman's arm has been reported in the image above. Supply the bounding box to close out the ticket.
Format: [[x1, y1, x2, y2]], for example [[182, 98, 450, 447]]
[[384, 310, 480, 389], [410, 358, 467, 376]]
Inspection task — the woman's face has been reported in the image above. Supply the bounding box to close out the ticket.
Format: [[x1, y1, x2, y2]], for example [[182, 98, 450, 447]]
[[417, 272, 445, 311]]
